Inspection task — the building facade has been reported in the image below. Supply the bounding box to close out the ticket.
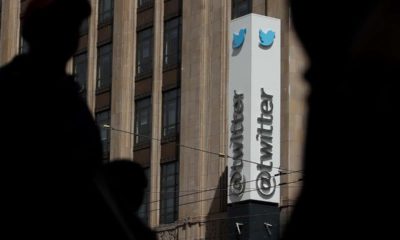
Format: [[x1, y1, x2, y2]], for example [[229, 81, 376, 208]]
[[0, 0, 308, 239]]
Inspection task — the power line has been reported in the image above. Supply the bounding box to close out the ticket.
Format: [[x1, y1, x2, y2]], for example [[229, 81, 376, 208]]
[[145, 176, 303, 195], [142, 178, 304, 209], [105, 126, 304, 175]]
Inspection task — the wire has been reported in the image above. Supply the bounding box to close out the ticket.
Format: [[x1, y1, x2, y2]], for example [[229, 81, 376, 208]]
[[141, 178, 303, 209], [106, 126, 304, 175]]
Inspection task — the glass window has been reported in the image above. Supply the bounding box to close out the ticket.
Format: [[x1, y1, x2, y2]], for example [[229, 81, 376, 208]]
[[137, 168, 150, 223], [97, 44, 113, 91], [135, 98, 152, 144], [164, 18, 181, 67], [232, 0, 251, 19], [98, 0, 114, 25], [79, 18, 89, 36], [138, 0, 153, 9], [160, 161, 179, 224], [162, 89, 180, 137], [96, 110, 110, 160], [19, 34, 29, 54], [136, 28, 153, 75], [73, 52, 88, 97]]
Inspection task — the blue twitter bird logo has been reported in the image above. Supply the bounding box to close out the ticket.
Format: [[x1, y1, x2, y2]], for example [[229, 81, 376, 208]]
[[259, 30, 275, 47], [232, 28, 247, 49]]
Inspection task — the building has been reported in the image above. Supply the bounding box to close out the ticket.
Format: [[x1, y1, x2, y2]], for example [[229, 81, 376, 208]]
[[0, 0, 308, 239]]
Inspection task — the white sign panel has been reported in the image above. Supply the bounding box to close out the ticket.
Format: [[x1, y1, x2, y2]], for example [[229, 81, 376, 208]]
[[228, 14, 281, 204]]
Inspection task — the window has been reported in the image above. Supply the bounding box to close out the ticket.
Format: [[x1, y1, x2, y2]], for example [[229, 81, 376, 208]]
[[136, 28, 153, 75], [162, 89, 180, 137], [160, 161, 179, 224], [164, 18, 181, 67], [73, 52, 88, 98], [137, 168, 150, 223], [79, 18, 89, 36], [232, 0, 251, 19], [97, 44, 113, 91], [96, 110, 111, 159], [19, 34, 29, 54], [98, 0, 114, 25], [138, 0, 153, 9], [135, 98, 151, 144]]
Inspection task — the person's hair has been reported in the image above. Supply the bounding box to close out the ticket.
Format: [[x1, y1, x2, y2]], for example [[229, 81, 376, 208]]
[[22, 0, 91, 57]]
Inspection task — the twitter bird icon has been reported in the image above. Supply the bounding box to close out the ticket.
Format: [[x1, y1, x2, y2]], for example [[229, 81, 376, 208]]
[[232, 28, 247, 49], [259, 30, 275, 48]]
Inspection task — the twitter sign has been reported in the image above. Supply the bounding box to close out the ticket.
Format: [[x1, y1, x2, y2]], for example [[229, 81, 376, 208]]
[[228, 14, 281, 204], [259, 29, 275, 48], [232, 28, 247, 49]]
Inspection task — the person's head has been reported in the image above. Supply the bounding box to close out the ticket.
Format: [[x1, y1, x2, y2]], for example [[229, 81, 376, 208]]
[[101, 160, 148, 212], [22, 0, 91, 64]]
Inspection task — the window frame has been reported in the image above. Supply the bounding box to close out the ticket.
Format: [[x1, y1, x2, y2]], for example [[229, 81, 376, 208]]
[[96, 43, 113, 92], [162, 88, 180, 138], [137, 168, 150, 223], [138, 0, 154, 10], [136, 27, 154, 76], [95, 110, 111, 160], [98, 0, 114, 26], [73, 51, 88, 97], [160, 161, 179, 224], [134, 97, 152, 145], [163, 17, 181, 68], [232, 0, 252, 19]]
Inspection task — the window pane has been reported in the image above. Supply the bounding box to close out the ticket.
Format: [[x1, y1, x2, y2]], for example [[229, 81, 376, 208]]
[[138, 0, 153, 8], [73, 52, 88, 97], [160, 161, 178, 224], [99, 0, 114, 25], [164, 18, 180, 66], [135, 98, 151, 144], [97, 44, 112, 90], [232, 0, 251, 19], [162, 89, 180, 137], [95, 110, 110, 159], [137, 168, 150, 223], [137, 28, 153, 75]]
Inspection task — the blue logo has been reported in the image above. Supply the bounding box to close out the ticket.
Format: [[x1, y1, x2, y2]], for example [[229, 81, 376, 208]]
[[232, 28, 247, 49], [259, 30, 275, 48]]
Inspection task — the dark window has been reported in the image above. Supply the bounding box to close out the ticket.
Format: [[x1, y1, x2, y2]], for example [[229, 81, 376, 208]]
[[98, 0, 114, 25], [19, 34, 29, 54], [137, 168, 150, 223], [136, 28, 153, 76], [232, 0, 251, 19], [73, 52, 88, 98], [160, 161, 179, 224], [97, 44, 113, 91], [138, 0, 153, 9], [96, 110, 110, 159], [79, 18, 89, 36], [164, 18, 181, 67], [135, 97, 151, 144], [162, 89, 180, 138]]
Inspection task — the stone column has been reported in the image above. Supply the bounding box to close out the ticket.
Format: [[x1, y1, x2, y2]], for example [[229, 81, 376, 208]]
[[0, 0, 20, 65], [179, 0, 230, 238], [149, 0, 164, 228], [87, 0, 99, 114], [109, 0, 136, 160]]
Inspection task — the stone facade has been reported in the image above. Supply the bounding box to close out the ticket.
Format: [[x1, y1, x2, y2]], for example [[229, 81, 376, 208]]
[[0, 0, 308, 239]]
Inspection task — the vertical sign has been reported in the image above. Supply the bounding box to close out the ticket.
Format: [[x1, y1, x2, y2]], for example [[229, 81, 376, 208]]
[[228, 14, 281, 204]]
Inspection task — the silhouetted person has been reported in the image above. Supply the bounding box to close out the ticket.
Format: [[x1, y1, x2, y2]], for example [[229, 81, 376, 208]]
[[283, 0, 399, 239], [0, 0, 106, 238], [96, 160, 157, 240]]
